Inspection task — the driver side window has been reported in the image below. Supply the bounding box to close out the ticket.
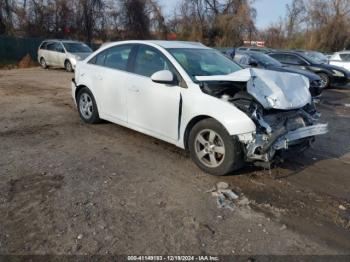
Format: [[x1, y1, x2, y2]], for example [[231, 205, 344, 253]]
[[285, 54, 305, 65], [134, 45, 173, 77]]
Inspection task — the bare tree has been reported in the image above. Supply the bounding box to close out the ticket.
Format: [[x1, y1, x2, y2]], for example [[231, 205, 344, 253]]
[[119, 0, 151, 39], [0, 0, 14, 34], [286, 0, 306, 37], [170, 0, 256, 46], [79, 0, 104, 42]]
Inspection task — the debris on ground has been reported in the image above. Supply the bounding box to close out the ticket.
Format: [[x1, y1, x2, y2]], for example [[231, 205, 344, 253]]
[[208, 182, 239, 211], [18, 54, 37, 69], [280, 224, 287, 231], [339, 205, 346, 211]]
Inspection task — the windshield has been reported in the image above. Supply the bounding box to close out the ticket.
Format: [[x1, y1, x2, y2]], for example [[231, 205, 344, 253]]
[[303, 51, 327, 63], [250, 52, 282, 67], [167, 48, 242, 80], [63, 43, 92, 53]]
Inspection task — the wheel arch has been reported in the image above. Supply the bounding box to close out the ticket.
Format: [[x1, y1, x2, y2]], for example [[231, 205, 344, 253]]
[[183, 115, 227, 151], [65, 59, 73, 68], [75, 84, 88, 101]]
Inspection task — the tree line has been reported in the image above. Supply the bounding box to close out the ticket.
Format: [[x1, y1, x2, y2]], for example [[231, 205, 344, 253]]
[[262, 0, 350, 52], [0, 0, 257, 46], [1, 0, 349, 51]]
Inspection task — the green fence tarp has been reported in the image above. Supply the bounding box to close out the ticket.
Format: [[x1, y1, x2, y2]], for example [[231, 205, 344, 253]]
[[0, 36, 44, 62], [0, 36, 100, 62]]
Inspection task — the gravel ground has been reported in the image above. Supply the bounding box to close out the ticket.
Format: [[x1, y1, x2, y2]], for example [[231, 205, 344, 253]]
[[0, 68, 349, 255]]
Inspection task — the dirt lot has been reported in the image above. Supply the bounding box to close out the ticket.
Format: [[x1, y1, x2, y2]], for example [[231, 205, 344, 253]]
[[0, 68, 349, 255]]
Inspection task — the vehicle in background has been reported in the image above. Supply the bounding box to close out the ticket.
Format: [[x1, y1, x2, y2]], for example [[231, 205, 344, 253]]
[[268, 51, 350, 88], [294, 50, 329, 64], [236, 46, 274, 53], [236, 52, 323, 97], [72, 40, 327, 176], [329, 51, 350, 71], [38, 40, 93, 72]]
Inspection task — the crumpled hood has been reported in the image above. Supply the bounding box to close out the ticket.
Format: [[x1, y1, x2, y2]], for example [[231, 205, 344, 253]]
[[196, 68, 312, 110]]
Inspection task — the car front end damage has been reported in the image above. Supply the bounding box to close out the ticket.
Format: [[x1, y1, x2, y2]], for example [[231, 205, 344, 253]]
[[196, 68, 329, 167], [237, 103, 328, 166]]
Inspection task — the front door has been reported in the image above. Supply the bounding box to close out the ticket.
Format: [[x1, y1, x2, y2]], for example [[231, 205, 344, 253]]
[[126, 45, 181, 141]]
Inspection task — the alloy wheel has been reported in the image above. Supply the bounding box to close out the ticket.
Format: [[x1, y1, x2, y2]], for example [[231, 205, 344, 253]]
[[319, 74, 329, 88], [194, 129, 225, 168], [79, 93, 93, 119], [66, 61, 72, 72], [41, 58, 46, 68]]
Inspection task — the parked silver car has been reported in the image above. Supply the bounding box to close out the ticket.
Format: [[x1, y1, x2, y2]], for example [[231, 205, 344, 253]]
[[37, 40, 93, 72]]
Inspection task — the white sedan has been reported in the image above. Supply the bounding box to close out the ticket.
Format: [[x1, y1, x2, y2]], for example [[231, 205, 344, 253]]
[[329, 51, 350, 72], [72, 41, 328, 176]]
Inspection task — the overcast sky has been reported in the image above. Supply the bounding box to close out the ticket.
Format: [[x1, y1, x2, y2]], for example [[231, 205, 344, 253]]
[[158, 0, 292, 29]]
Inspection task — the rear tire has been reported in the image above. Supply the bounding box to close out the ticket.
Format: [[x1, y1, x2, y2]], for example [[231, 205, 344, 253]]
[[77, 87, 101, 124], [188, 118, 244, 176], [65, 60, 73, 72], [40, 58, 47, 69]]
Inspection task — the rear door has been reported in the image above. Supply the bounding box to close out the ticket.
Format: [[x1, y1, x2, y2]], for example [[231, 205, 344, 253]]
[[87, 44, 134, 122], [45, 42, 57, 65], [53, 42, 67, 68]]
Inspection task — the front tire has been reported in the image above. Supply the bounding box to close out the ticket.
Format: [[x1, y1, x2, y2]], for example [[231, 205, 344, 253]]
[[188, 118, 244, 176], [318, 73, 330, 88], [77, 87, 101, 124]]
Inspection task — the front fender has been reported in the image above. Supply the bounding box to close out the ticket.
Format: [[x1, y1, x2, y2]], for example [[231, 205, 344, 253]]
[[178, 89, 256, 148]]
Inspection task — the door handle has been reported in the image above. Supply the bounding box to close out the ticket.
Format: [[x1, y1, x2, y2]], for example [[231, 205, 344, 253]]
[[129, 86, 140, 93], [96, 75, 103, 80]]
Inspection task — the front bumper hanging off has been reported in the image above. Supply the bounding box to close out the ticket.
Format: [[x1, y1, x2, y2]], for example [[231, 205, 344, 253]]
[[273, 123, 328, 150], [244, 123, 329, 163]]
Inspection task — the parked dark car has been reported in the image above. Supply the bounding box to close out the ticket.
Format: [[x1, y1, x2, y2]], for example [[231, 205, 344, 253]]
[[236, 52, 323, 97], [293, 50, 329, 64], [236, 46, 273, 54], [268, 51, 350, 88]]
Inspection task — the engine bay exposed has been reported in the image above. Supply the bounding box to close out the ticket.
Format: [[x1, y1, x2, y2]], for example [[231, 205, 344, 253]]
[[199, 80, 328, 166]]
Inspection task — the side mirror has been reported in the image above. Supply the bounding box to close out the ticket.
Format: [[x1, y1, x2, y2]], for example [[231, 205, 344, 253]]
[[151, 70, 175, 85]]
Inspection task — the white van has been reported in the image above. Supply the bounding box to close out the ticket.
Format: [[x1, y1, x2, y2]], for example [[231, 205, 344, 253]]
[[38, 39, 93, 72]]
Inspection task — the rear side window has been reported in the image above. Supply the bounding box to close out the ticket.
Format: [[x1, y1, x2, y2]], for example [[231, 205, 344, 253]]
[[46, 43, 56, 51], [269, 53, 285, 62], [39, 42, 48, 50], [88, 45, 132, 71]]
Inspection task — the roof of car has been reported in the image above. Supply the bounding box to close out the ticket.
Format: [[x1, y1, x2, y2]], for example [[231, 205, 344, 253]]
[[148, 40, 208, 49], [333, 50, 350, 54], [101, 40, 209, 50], [43, 39, 84, 44], [269, 51, 300, 55]]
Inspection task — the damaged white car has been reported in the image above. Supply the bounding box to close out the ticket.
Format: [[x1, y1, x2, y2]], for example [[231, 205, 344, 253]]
[[72, 41, 328, 176]]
